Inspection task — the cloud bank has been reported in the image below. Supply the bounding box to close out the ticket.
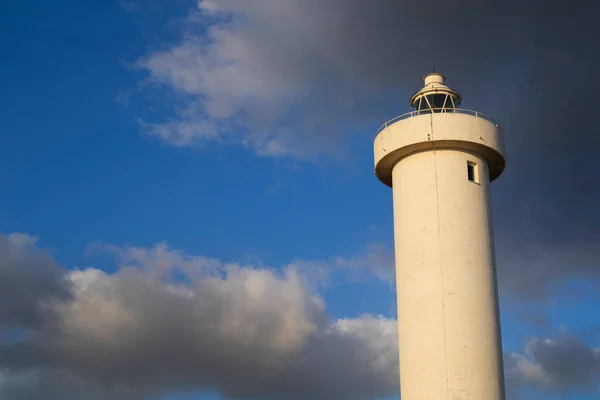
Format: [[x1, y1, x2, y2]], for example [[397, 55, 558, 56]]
[[0, 235, 397, 399], [1, 234, 599, 399]]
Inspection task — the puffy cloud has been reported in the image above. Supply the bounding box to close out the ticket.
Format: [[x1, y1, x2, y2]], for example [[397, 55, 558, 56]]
[[506, 331, 600, 396], [0, 236, 398, 399]]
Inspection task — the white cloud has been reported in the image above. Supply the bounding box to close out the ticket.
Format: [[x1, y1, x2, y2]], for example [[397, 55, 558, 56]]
[[0, 236, 398, 399], [7, 232, 39, 249], [332, 315, 398, 375]]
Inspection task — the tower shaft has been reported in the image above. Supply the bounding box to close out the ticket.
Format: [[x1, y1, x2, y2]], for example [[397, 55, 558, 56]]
[[392, 149, 504, 399]]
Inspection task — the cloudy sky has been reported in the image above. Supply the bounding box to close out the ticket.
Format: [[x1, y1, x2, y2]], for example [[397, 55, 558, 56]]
[[1, 0, 599, 399]]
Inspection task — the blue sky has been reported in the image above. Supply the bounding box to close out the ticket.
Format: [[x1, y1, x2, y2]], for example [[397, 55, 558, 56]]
[[1, 1, 600, 399], [0, 0, 395, 313]]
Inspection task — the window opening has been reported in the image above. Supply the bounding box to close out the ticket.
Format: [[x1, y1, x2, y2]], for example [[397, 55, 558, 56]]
[[467, 162, 479, 183], [442, 95, 456, 111], [427, 94, 446, 110], [419, 96, 432, 114], [414, 94, 460, 113]]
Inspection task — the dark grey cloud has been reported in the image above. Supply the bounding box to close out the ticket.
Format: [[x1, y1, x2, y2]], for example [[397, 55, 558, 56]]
[[0, 369, 145, 400], [505, 331, 600, 397], [0, 234, 71, 331], [135, 0, 600, 297]]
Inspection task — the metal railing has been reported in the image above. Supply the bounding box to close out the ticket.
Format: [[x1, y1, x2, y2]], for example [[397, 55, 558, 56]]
[[375, 108, 500, 135]]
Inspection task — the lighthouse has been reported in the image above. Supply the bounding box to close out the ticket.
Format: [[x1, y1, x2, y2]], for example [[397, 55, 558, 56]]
[[374, 73, 506, 399]]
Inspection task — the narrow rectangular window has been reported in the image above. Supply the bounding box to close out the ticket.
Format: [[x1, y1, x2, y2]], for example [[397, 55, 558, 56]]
[[467, 161, 478, 183]]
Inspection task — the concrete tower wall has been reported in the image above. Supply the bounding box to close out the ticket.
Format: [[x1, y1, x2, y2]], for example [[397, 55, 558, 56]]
[[391, 148, 504, 399]]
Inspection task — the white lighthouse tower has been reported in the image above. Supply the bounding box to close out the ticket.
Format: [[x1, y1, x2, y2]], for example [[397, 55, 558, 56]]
[[374, 73, 506, 399]]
